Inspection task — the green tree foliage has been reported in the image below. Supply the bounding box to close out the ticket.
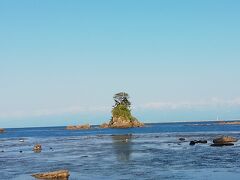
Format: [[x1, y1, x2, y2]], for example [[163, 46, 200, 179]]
[[112, 104, 132, 119], [112, 92, 133, 120]]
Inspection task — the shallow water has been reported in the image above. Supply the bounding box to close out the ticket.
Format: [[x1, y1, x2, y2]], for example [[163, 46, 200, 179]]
[[1, 122, 240, 179]]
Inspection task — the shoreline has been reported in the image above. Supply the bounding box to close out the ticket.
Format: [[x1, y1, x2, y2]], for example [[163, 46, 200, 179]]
[[2, 119, 240, 129]]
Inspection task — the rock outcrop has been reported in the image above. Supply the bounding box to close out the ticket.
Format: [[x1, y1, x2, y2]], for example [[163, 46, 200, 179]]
[[33, 144, 42, 152], [32, 170, 70, 179], [100, 123, 109, 129], [210, 143, 234, 147], [100, 117, 144, 129], [213, 136, 238, 144], [66, 124, 90, 130], [189, 140, 207, 145], [211, 136, 238, 147], [179, 138, 186, 141], [108, 116, 144, 128], [0, 128, 4, 133], [218, 121, 240, 125]]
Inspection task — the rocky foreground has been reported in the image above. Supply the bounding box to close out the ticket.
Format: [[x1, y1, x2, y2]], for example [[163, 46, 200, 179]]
[[1, 130, 240, 179], [28, 135, 238, 179], [188, 136, 238, 147], [32, 170, 69, 179]]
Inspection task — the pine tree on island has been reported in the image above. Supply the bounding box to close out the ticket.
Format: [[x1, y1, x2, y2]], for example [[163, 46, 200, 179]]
[[105, 92, 144, 128]]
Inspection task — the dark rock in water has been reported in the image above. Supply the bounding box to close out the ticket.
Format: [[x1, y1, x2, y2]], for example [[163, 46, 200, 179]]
[[213, 136, 238, 144], [179, 138, 185, 141], [19, 150, 23, 153], [0, 128, 4, 133], [31, 170, 70, 179], [81, 155, 88, 158], [210, 143, 234, 147], [196, 140, 207, 144], [33, 144, 42, 152], [189, 140, 207, 145], [1, 150, 4, 153], [189, 141, 196, 145]]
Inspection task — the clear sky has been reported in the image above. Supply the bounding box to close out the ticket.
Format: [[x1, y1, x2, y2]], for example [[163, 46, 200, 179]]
[[1, 0, 240, 127]]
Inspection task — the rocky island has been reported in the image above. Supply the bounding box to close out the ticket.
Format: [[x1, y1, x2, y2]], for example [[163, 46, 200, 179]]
[[101, 92, 144, 128], [66, 124, 90, 130], [217, 121, 240, 125]]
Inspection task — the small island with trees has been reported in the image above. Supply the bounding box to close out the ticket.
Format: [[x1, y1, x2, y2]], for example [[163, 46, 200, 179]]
[[65, 92, 144, 130], [101, 92, 144, 128]]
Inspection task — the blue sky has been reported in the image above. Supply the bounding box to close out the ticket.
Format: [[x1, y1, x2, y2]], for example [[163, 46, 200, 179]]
[[1, 0, 240, 127]]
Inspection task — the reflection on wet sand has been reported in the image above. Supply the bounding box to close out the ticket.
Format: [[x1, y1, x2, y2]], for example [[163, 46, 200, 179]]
[[112, 134, 133, 162]]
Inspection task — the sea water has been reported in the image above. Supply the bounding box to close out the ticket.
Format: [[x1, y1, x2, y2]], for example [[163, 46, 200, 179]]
[[0, 121, 240, 179]]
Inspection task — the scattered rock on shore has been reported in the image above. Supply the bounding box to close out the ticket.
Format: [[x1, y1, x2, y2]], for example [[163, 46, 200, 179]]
[[211, 136, 238, 147], [33, 144, 42, 152], [189, 141, 195, 145], [189, 140, 207, 145], [210, 143, 234, 147], [213, 136, 238, 144], [31, 170, 70, 179], [66, 124, 90, 130], [0, 128, 4, 133]]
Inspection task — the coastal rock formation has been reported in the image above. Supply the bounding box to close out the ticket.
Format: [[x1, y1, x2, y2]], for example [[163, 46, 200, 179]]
[[100, 116, 144, 129], [33, 144, 42, 152], [210, 136, 237, 147], [211, 136, 238, 147], [108, 117, 144, 128], [66, 124, 90, 130], [131, 117, 144, 127], [0, 128, 4, 133], [218, 121, 240, 125], [32, 170, 70, 179], [101, 92, 144, 129], [213, 136, 238, 144], [100, 123, 109, 128]]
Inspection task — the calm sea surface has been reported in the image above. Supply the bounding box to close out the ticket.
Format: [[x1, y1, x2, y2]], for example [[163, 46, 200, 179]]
[[1, 121, 240, 180]]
